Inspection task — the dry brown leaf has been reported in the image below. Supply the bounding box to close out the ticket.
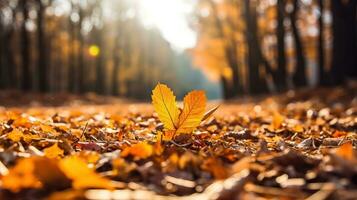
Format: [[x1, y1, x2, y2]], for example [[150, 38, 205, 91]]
[[202, 105, 220, 122]]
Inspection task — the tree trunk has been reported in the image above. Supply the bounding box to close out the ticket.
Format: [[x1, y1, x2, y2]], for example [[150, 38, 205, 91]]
[[4, 20, 17, 89], [20, 0, 32, 91], [290, 0, 307, 87], [0, 15, 3, 89], [243, 0, 269, 94], [275, 0, 287, 91], [95, 28, 105, 94], [318, 0, 327, 86], [112, 23, 124, 96], [112, 44, 120, 96], [68, 3, 76, 92], [37, 0, 48, 92], [77, 8, 85, 93], [331, 0, 357, 84], [220, 75, 232, 99]]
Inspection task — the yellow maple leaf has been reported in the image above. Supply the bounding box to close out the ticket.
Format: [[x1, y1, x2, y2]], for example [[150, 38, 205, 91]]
[[43, 143, 64, 159], [151, 83, 180, 130], [176, 90, 206, 134]]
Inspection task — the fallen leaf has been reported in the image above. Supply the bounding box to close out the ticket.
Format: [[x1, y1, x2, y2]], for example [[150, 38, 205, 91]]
[[152, 83, 216, 137], [44, 143, 64, 158], [335, 142, 354, 161], [59, 156, 114, 189], [151, 83, 180, 130], [333, 130, 347, 138], [2, 158, 42, 192], [176, 90, 207, 134], [33, 157, 71, 189], [154, 140, 164, 155], [121, 142, 153, 159], [271, 112, 284, 130], [7, 129, 24, 142], [201, 157, 228, 179], [292, 124, 304, 132], [7, 128, 39, 143], [201, 105, 220, 122]]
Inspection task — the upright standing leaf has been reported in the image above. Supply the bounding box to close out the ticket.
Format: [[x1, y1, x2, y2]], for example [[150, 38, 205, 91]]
[[201, 105, 220, 122], [176, 91, 206, 134], [152, 83, 180, 130]]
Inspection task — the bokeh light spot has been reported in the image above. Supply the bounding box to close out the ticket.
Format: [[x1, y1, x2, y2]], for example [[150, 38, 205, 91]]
[[89, 45, 100, 57]]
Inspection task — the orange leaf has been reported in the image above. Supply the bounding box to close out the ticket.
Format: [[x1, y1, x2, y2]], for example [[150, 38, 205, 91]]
[[201, 157, 228, 179], [151, 83, 180, 130], [7, 128, 39, 143], [2, 158, 42, 192], [44, 143, 64, 159], [335, 142, 354, 161], [333, 130, 347, 138], [151, 83, 217, 137], [271, 112, 284, 130], [59, 156, 114, 189], [7, 129, 24, 142], [121, 142, 153, 159], [176, 91, 207, 134]]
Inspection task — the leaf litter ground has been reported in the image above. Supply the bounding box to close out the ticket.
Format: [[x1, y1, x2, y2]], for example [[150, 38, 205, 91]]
[[0, 86, 356, 200]]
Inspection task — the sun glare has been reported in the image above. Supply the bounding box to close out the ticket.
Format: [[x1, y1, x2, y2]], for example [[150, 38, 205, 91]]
[[137, 0, 196, 51]]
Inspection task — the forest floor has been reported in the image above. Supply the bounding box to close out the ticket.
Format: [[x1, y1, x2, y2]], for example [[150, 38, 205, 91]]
[[0, 85, 356, 200]]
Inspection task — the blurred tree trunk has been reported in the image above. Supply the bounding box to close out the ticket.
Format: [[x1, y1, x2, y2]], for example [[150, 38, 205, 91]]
[[20, 0, 32, 91], [112, 26, 125, 96], [77, 8, 85, 93], [331, 0, 357, 84], [95, 28, 105, 94], [4, 10, 17, 89], [220, 75, 231, 99], [243, 0, 269, 94], [290, 0, 306, 87], [208, 0, 241, 99], [68, 2, 76, 93], [0, 21, 13, 89], [37, 0, 48, 92], [317, 0, 327, 86], [112, 41, 120, 96], [0, 15, 3, 88], [275, 0, 287, 91]]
